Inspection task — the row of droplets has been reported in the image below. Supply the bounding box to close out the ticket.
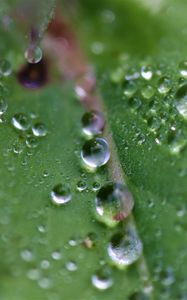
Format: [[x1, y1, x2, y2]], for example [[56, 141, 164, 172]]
[[50, 107, 143, 292]]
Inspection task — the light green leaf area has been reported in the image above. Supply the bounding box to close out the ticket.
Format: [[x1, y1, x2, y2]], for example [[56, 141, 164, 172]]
[[0, 10, 141, 300]]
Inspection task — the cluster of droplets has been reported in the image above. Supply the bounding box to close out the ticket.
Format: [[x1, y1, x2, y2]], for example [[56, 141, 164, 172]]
[[11, 112, 48, 151], [110, 57, 187, 156]]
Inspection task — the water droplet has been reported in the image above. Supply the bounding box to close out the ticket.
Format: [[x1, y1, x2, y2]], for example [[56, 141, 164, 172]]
[[51, 250, 62, 260], [95, 182, 134, 227], [175, 83, 187, 119], [76, 180, 87, 192], [158, 76, 171, 94], [51, 184, 71, 205], [141, 85, 155, 99], [0, 99, 8, 115], [123, 80, 137, 98], [27, 268, 40, 280], [92, 181, 101, 192], [91, 42, 104, 55], [91, 267, 113, 290], [38, 277, 52, 289], [20, 249, 34, 262], [26, 136, 38, 148], [65, 261, 78, 272], [81, 110, 105, 137], [25, 46, 43, 64], [179, 60, 187, 78], [40, 260, 50, 269], [81, 138, 110, 169], [141, 65, 153, 80], [12, 113, 30, 131], [32, 122, 47, 137], [107, 225, 143, 268], [0, 59, 12, 76]]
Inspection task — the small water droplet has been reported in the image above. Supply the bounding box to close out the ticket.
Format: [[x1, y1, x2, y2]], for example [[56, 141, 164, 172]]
[[81, 110, 105, 137], [158, 76, 171, 94], [95, 182, 134, 227], [76, 180, 87, 192], [51, 250, 62, 260], [92, 181, 101, 192], [26, 136, 38, 148], [25, 46, 43, 64], [129, 292, 150, 300], [179, 60, 187, 78], [141, 65, 153, 80], [123, 80, 137, 98], [12, 113, 30, 131], [38, 277, 52, 289], [107, 225, 143, 268], [32, 122, 47, 137], [27, 268, 40, 280], [91, 267, 113, 290], [141, 85, 155, 99], [20, 249, 34, 262], [175, 83, 187, 119], [0, 99, 8, 115], [81, 138, 110, 169], [51, 184, 71, 205], [65, 260, 78, 272], [0, 59, 12, 76], [40, 259, 50, 269]]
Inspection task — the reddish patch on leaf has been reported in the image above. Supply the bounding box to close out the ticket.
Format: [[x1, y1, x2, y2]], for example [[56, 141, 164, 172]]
[[17, 60, 48, 89], [113, 212, 126, 221]]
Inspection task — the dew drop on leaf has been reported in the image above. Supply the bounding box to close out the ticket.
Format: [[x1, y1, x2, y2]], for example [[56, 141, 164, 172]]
[[157, 76, 172, 94], [91, 267, 113, 290], [123, 80, 137, 98], [141, 65, 153, 80], [12, 113, 30, 131], [81, 110, 105, 137], [32, 122, 48, 137], [25, 46, 43, 64], [179, 60, 187, 78], [0, 59, 12, 76], [81, 138, 110, 169], [95, 182, 134, 227], [65, 261, 78, 272], [141, 85, 155, 99], [175, 83, 187, 119], [51, 183, 71, 205], [0, 99, 8, 115], [107, 225, 143, 268]]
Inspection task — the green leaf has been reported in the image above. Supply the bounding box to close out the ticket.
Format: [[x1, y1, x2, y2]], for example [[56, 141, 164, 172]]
[[1, 0, 187, 299]]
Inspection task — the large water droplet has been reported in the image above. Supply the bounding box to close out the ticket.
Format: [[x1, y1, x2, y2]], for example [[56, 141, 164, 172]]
[[107, 225, 143, 268], [51, 184, 71, 205], [12, 113, 30, 131], [25, 46, 43, 64], [95, 182, 134, 227], [175, 83, 187, 119], [81, 110, 105, 137], [0, 99, 8, 115], [32, 122, 47, 137], [81, 138, 110, 169], [158, 76, 171, 94], [91, 267, 113, 290]]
